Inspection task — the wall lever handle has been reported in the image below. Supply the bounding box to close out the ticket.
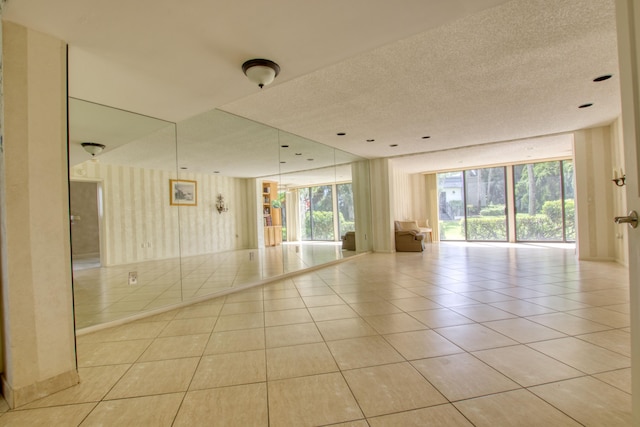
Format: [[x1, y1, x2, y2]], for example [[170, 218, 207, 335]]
[[614, 210, 639, 229]]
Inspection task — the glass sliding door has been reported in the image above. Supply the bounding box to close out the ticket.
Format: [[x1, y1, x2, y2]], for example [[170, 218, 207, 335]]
[[563, 160, 575, 241], [438, 171, 466, 240], [310, 185, 334, 241], [299, 187, 312, 241], [514, 160, 569, 241], [464, 167, 507, 241], [337, 183, 355, 237]]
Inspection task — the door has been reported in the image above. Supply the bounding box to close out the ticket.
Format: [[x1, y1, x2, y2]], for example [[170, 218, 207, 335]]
[[615, 1, 640, 423], [69, 181, 102, 269]]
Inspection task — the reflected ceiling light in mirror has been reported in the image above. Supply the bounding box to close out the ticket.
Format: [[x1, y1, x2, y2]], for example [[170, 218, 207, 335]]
[[242, 59, 280, 88], [81, 142, 105, 157]]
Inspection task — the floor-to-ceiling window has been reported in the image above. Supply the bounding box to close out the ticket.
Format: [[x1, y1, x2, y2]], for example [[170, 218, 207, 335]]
[[465, 167, 507, 241], [300, 185, 335, 241], [337, 183, 355, 237], [514, 160, 574, 241], [438, 172, 466, 240], [438, 160, 574, 242]]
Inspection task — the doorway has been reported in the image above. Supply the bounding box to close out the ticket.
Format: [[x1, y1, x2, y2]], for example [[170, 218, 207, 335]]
[[69, 180, 102, 270]]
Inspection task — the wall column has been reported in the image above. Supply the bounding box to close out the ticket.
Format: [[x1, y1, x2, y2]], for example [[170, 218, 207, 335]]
[[573, 125, 616, 261], [0, 21, 78, 408], [370, 158, 394, 252]]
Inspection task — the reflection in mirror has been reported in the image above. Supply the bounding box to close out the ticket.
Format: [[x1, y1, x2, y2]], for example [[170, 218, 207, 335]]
[[69, 102, 369, 330], [68, 98, 179, 329]]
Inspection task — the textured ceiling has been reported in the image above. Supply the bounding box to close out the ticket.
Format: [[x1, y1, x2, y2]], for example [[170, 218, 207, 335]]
[[5, 0, 621, 176]]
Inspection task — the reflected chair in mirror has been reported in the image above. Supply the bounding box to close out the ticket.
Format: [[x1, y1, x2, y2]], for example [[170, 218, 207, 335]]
[[394, 220, 426, 252], [417, 219, 433, 243], [341, 231, 356, 251]]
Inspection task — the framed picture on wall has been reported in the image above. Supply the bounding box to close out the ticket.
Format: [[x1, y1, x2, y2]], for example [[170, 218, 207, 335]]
[[170, 179, 197, 206]]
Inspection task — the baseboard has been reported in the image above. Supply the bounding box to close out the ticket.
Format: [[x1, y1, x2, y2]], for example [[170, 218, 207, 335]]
[[2, 369, 79, 409]]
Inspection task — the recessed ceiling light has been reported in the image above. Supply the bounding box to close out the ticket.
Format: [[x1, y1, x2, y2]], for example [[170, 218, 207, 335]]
[[390, 144, 398, 147], [422, 136, 431, 139], [593, 74, 612, 82], [281, 145, 289, 148], [579, 103, 593, 108], [337, 132, 346, 136], [366, 139, 375, 142]]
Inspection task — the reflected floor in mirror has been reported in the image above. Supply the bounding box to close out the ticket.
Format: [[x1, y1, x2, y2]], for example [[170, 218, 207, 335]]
[[73, 242, 358, 329]]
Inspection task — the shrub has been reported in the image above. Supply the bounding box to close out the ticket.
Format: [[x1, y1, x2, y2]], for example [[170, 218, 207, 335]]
[[479, 205, 506, 217], [516, 214, 562, 240], [465, 217, 507, 240]]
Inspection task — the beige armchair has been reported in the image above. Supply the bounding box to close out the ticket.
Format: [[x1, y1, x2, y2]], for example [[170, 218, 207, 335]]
[[341, 231, 356, 251], [394, 220, 426, 252]]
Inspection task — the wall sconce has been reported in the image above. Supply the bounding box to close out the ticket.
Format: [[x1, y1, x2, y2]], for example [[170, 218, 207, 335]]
[[612, 169, 626, 187], [216, 194, 228, 214]]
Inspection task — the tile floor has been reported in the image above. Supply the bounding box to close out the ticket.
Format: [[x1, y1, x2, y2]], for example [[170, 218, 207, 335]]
[[0, 242, 632, 426]]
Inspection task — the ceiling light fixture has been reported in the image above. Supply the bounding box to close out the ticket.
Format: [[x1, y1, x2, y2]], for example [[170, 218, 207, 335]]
[[81, 142, 105, 157], [242, 58, 280, 88]]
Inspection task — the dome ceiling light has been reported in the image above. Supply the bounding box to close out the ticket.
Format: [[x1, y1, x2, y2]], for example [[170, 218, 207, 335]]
[[81, 142, 105, 157], [242, 59, 280, 88]]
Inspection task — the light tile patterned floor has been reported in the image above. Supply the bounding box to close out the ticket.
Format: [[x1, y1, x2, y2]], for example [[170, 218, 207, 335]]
[[0, 243, 632, 426]]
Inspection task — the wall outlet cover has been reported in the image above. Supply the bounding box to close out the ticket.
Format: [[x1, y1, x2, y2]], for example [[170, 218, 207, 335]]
[[128, 271, 138, 285]]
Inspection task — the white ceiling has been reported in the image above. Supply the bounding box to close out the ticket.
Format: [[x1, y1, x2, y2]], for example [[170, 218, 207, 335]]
[[5, 0, 621, 175]]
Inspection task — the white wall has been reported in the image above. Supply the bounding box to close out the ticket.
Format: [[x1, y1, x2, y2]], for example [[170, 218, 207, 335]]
[[71, 161, 252, 266]]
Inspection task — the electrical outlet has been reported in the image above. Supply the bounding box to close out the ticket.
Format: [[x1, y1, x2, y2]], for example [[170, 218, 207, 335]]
[[128, 271, 138, 285]]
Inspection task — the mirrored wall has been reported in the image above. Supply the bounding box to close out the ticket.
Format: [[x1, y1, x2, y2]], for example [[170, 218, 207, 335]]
[[69, 99, 370, 329]]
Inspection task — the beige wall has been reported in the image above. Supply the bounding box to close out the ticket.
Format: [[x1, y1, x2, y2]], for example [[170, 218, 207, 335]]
[[574, 125, 618, 261], [610, 117, 628, 265], [1, 21, 78, 408], [352, 160, 373, 252], [370, 158, 394, 252], [71, 161, 252, 266]]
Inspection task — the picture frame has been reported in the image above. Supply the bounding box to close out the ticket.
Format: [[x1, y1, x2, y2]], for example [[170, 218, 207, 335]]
[[170, 179, 197, 206]]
